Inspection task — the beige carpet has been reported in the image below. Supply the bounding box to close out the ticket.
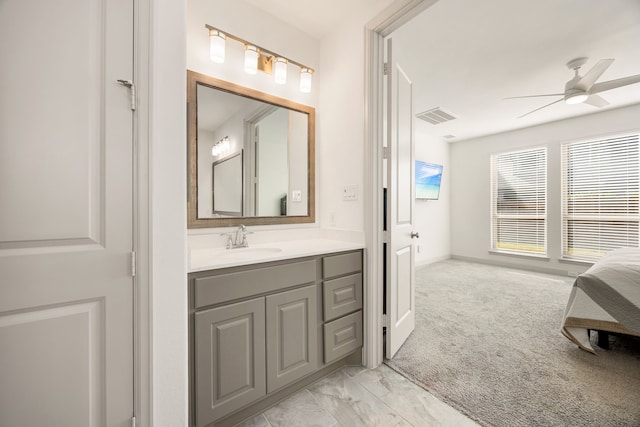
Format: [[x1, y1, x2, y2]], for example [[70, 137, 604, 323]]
[[385, 259, 640, 427]]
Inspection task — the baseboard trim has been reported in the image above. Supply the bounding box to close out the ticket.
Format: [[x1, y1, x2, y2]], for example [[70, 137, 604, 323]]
[[450, 255, 569, 277], [415, 254, 451, 268]]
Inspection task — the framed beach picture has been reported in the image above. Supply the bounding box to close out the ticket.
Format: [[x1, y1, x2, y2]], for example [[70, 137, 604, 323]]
[[415, 161, 443, 200]]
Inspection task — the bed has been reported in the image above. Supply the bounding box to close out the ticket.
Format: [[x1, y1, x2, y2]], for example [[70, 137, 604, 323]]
[[561, 247, 640, 354]]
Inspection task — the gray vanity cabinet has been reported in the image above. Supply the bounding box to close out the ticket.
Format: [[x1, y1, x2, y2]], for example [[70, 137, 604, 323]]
[[322, 252, 363, 364], [194, 298, 266, 427], [266, 285, 318, 393], [190, 250, 362, 427]]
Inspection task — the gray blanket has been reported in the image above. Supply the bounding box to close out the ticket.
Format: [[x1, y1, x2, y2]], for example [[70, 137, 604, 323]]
[[561, 248, 640, 353]]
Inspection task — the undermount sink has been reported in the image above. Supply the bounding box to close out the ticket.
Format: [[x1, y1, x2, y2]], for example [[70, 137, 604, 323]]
[[216, 247, 283, 260]]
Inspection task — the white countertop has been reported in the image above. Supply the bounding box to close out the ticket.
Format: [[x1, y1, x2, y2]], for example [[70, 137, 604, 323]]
[[189, 239, 365, 272]]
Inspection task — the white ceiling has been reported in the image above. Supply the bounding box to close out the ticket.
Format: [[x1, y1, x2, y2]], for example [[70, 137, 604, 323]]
[[247, 0, 640, 142]]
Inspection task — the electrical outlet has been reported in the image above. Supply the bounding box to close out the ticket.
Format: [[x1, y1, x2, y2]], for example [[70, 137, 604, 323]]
[[329, 212, 336, 227], [291, 190, 302, 202]]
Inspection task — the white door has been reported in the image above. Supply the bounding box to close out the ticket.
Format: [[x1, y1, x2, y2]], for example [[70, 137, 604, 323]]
[[385, 38, 417, 359], [0, 0, 134, 425]]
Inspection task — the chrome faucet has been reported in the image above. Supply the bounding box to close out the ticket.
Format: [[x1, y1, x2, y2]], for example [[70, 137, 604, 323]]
[[225, 224, 249, 249]]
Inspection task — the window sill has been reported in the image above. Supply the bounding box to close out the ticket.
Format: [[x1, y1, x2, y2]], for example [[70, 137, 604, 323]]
[[558, 257, 594, 267], [488, 250, 550, 261]]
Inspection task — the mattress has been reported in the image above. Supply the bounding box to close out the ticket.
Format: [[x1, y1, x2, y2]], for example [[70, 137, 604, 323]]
[[561, 247, 640, 354]]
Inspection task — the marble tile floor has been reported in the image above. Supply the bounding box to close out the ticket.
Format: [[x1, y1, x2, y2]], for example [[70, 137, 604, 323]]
[[234, 364, 480, 427]]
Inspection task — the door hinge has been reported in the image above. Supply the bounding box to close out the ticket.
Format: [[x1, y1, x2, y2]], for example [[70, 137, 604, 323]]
[[382, 313, 389, 329], [130, 251, 137, 277], [131, 416, 136, 427], [382, 230, 388, 244], [382, 146, 389, 159], [383, 62, 390, 75], [117, 79, 137, 111]]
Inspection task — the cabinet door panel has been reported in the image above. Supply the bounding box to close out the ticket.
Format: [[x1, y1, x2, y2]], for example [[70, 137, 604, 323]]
[[323, 273, 362, 321], [195, 298, 266, 427], [323, 310, 363, 364], [323, 251, 362, 279], [266, 285, 318, 393]]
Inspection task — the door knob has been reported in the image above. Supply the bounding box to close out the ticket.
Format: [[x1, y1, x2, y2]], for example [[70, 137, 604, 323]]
[[411, 231, 420, 239]]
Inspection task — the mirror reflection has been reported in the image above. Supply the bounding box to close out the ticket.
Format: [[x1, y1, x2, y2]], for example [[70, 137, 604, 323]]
[[188, 70, 315, 228]]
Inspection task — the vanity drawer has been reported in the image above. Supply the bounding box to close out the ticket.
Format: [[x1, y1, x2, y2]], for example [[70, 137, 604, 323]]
[[194, 259, 317, 308], [323, 310, 363, 364], [323, 273, 362, 322], [322, 251, 362, 279]]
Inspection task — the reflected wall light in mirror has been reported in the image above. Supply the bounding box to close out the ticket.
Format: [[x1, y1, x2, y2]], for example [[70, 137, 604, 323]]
[[205, 25, 313, 93], [187, 70, 315, 229], [211, 136, 230, 156]]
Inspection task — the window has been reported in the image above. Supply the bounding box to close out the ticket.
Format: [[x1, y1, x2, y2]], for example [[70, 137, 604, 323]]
[[561, 134, 639, 261], [491, 147, 547, 255]]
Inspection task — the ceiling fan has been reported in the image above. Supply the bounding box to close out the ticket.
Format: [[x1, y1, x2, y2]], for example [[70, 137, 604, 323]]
[[507, 57, 640, 118]]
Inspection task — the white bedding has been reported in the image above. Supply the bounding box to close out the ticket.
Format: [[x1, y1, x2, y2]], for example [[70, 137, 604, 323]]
[[561, 248, 640, 354]]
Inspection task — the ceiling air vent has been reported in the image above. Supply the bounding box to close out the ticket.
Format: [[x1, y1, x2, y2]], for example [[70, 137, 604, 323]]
[[416, 107, 457, 125]]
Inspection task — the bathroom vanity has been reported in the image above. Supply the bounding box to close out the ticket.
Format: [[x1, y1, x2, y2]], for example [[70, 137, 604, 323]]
[[188, 242, 364, 427]]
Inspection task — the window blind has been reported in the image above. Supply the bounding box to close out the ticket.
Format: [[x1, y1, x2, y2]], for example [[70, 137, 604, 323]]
[[561, 134, 639, 261], [491, 147, 547, 255]]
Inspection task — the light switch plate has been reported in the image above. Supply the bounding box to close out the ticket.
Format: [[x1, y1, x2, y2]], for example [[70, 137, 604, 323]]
[[343, 185, 358, 201]]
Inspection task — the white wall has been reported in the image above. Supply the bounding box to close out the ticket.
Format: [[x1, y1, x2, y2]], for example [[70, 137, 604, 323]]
[[414, 121, 451, 265], [450, 103, 640, 275], [317, 1, 395, 232], [198, 112, 245, 217], [187, 0, 324, 243], [257, 108, 288, 215], [151, 0, 188, 425]]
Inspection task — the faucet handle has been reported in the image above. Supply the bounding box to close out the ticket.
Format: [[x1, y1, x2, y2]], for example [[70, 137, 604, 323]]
[[220, 233, 234, 249]]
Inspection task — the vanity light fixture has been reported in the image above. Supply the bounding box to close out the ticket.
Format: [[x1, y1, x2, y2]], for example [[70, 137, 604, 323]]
[[205, 24, 314, 92], [211, 136, 230, 157], [244, 45, 259, 75], [273, 57, 287, 85], [299, 68, 313, 93], [209, 29, 226, 63]]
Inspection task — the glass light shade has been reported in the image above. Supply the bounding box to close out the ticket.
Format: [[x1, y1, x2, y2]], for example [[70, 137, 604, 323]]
[[565, 92, 588, 105], [209, 31, 226, 63], [244, 45, 259, 74], [274, 57, 287, 85], [299, 68, 312, 93]]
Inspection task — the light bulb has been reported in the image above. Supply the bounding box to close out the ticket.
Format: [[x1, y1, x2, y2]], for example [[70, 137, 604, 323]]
[[244, 45, 258, 74], [274, 57, 287, 85], [209, 30, 226, 63], [299, 68, 312, 93]]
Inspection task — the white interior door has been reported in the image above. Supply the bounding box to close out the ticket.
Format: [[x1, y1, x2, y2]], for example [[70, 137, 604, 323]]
[[0, 0, 135, 425], [385, 37, 417, 359]]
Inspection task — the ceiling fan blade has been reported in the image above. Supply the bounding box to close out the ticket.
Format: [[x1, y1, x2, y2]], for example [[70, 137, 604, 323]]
[[517, 98, 564, 119], [504, 94, 565, 100], [584, 94, 610, 108], [590, 74, 640, 94], [577, 58, 614, 90]]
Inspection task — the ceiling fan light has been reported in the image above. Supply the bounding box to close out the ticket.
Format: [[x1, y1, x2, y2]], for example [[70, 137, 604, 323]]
[[565, 92, 588, 105]]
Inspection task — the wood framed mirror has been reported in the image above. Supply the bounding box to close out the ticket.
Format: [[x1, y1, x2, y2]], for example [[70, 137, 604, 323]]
[[187, 70, 315, 228]]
